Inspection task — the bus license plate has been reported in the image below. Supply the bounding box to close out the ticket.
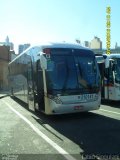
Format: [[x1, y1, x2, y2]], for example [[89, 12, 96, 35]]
[[74, 106, 83, 110]]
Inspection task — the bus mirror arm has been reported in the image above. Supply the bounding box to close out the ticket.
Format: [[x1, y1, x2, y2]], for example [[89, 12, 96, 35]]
[[112, 64, 115, 71]]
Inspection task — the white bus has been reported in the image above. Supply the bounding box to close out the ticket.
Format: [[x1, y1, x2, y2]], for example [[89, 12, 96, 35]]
[[96, 53, 120, 101], [9, 42, 101, 115]]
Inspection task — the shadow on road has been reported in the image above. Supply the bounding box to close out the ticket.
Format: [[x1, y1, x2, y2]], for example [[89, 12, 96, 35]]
[[101, 100, 120, 109], [0, 95, 9, 99], [33, 112, 120, 159], [10, 96, 120, 159]]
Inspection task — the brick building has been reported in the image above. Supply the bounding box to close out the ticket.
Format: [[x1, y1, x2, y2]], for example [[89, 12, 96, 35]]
[[0, 45, 10, 90]]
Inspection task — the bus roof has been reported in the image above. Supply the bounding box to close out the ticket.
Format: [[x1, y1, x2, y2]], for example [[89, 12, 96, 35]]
[[9, 42, 93, 64], [36, 42, 91, 50]]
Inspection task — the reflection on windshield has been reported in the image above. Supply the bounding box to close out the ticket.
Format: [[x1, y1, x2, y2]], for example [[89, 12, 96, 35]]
[[45, 49, 100, 94], [47, 55, 78, 90], [75, 56, 97, 88]]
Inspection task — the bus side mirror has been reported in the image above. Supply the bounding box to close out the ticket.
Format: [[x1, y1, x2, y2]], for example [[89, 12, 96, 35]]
[[40, 54, 47, 70]]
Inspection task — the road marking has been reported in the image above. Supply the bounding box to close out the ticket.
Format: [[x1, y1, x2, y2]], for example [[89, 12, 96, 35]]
[[100, 109, 120, 115], [2, 100, 77, 160]]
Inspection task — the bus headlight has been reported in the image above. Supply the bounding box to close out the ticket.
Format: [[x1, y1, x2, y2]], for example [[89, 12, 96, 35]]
[[48, 95, 63, 104], [53, 97, 63, 104]]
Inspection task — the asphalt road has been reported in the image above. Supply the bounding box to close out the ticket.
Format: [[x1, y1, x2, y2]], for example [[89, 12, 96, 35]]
[[0, 96, 120, 160]]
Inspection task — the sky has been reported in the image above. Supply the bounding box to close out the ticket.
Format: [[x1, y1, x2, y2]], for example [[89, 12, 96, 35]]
[[0, 0, 120, 54]]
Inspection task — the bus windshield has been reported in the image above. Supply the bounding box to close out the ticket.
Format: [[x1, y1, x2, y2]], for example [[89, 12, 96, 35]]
[[46, 49, 100, 95]]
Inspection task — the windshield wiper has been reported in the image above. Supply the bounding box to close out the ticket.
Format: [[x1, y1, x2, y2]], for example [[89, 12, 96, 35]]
[[77, 63, 88, 88], [77, 63, 83, 77], [61, 60, 69, 93]]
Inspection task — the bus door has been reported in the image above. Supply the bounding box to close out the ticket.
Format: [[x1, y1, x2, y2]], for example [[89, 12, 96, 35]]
[[36, 60, 45, 111], [27, 59, 35, 111], [99, 62, 105, 98], [107, 59, 115, 100], [95, 55, 106, 99]]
